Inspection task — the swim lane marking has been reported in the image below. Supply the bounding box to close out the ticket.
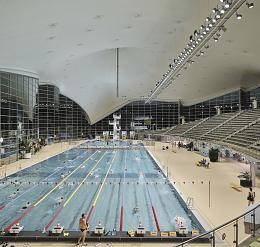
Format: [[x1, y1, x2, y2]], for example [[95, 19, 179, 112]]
[[44, 151, 107, 230], [5, 151, 98, 231], [34, 151, 98, 206], [3, 151, 89, 209], [86, 151, 117, 223]]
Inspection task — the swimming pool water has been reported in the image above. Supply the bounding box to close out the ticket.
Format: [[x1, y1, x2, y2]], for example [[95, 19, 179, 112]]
[[0, 141, 204, 234]]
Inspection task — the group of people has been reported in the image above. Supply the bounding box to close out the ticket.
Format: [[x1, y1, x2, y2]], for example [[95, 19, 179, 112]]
[[162, 145, 169, 150], [196, 158, 210, 168]]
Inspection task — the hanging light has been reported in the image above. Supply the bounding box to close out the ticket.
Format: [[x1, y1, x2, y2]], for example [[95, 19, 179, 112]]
[[236, 12, 242, 19], [224, 1, 231, 9], [146, 0, 254, 103], [216, 12, 221, 19], [246, 2, 254, 8]]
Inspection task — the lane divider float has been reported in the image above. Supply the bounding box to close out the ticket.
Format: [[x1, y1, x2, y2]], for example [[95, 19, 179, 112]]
[[5, 151, 98, 232]]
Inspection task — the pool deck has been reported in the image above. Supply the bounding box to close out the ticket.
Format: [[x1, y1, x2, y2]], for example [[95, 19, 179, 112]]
[[147, 142, 260, 229], [2, 140, 260, 247], [0, 140, 85, 178]]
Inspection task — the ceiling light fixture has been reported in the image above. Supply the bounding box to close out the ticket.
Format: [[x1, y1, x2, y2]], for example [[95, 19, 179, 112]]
[[246, 1, 254, 8], [236, 12, 242, 19], [145, 0, 255, 103], [224, 0, 231, 9], [216, 12, 221, 19]]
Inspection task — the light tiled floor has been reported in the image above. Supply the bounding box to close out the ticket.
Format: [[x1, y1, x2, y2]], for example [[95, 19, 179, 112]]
[[3, 141, 259, 247], [147, 142, 259, 229], [147, 142, 260, 246]]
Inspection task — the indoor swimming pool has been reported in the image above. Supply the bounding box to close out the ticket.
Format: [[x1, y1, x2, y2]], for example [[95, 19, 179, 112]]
[[0, 141, 204, 236]]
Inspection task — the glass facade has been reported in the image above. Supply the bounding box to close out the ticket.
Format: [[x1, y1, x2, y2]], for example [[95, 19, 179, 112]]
[[88, 100, 180, 136], [181, 90, 241, 122], [38, 85, 260, 140], [0, 71, 39, 164], [59, 94, 89, 140], [38, 85, 179, 139], [242, 87, 260, 109], [38, 84, 60, 140], [2, 79, 260, 166], [38, 84, 89, 141]]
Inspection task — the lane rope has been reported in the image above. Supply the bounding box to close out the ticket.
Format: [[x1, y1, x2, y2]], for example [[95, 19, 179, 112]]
[[86, 151, 117, 223], [5, 151, 98, 232], [44, 151, 108, 231]]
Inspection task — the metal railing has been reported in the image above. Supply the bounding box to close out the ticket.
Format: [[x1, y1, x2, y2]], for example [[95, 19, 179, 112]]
[[175, 203, 260, 247]]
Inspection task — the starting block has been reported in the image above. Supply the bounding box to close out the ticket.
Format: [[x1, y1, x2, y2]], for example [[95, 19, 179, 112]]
[[160, 232, 169, 237], [192, 229, 200, 237], [51, 223, 64, 235], [169, 231, 177, 237], [150, 231, 157, 237], [94, 222, 105, 236], [127, 230, 135, 237], [136, 225, 146, 236], [9, 223, 24, 234]]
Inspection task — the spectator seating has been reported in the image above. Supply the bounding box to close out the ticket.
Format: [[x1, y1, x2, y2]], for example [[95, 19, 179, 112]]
[[146, 108, 260, 159], [184, 112, 238, 139], [203, 109, 260, 141], [165, 118, 206, 136]]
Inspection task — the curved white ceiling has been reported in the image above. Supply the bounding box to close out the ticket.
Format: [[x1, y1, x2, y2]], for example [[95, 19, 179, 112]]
[[0, 0, 259, 123]]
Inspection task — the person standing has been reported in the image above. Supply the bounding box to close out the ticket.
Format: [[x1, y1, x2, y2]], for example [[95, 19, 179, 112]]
[[77, 213, 89, 246], [247, 187, 255, 206]]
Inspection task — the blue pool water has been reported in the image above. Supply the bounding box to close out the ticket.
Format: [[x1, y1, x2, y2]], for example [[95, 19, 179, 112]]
[[0, 141, 204, 233]]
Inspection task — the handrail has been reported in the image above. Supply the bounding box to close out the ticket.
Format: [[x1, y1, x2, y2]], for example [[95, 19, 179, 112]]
[[175, 203, 260, 246]]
